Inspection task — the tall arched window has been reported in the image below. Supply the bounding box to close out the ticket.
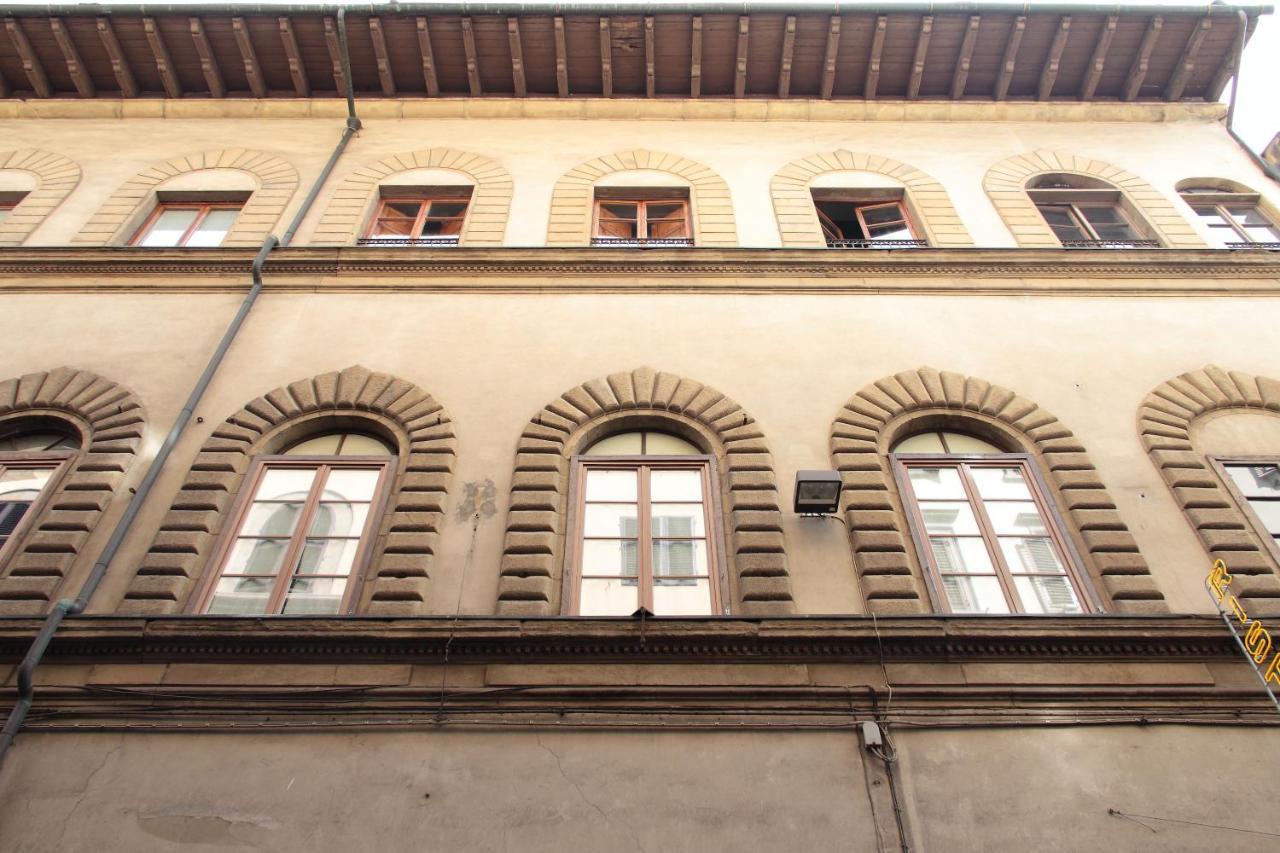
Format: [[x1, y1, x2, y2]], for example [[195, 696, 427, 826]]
[[0, 426, 80, 560], [1026, 174, 1157, 249], [568, 430, 723, 617], [891, 429, 1093, 615], [194, 431, 395, 616]]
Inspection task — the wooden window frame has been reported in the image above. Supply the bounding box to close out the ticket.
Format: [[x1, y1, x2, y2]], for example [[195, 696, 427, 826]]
[[1209, 456, 1280, 568], [814, 197, 922, 244], [191, 454, 395, 616], [591, 197, 692, 244], [1181, 194, 1280, 245], [891, 451, 1099, 615], [563, 454, 730, 616], [0, 451, 75, 574], [362, 195, 472, 243], [1032, 200, 1145, 243], [128, 201, 243, 248]]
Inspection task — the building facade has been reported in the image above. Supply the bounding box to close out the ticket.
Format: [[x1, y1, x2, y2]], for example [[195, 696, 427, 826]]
[[1, 4, 1279, 851]]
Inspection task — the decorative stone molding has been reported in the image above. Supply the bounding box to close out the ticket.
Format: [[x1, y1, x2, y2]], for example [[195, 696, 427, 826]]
[[0, 368, 143, 615], [497, 367, 794, 616], [1140, 366, 1280, 613], [72, 149, 299, 247], [313, 148, 513, 246], [831, 367, 1164, 615], [0, 149, 81, 247], [770, 150, 973, 248], [983, 150, 1204, 249], [119, 366, 455, 616], [546, 150, 737, 247]]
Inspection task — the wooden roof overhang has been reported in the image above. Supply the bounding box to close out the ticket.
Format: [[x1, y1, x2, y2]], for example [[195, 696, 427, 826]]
[[0, 3, 1269, 103]]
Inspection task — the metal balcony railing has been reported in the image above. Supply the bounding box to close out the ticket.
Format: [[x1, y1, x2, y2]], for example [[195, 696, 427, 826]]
[[1060, 239, 1160, 249], [590, 237, 695, 248], [356, 236, 460, 246], [1225, 241, 1280, 251], [824, 239, 930, 249]]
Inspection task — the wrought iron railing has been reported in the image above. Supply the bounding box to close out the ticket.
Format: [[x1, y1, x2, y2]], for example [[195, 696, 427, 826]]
[[1060, 239, 1160, 249], [1225, 241, 1280, 250], [824, 239, 930, 249], [356, 237, 460, 246], [590, 237, 695, 247]]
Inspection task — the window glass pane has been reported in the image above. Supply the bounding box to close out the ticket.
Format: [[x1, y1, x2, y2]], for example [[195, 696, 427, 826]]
[[919, 502, 981, 535], [206, 576, 273, 615], [1081, 206, 1138, 241], [998, 537, 1066, 574], [0, 501, 32, 539], [971, 467, 1032, 500], [652, 578, 713, 615], [985, 502, 1049, 536], [339, 434, 394, 456], [428, 201, 469, 218], [894, 432, 946, 453], [647, 216, 689, 239], [1226, 465, 1280, 498], [906, 467, 965, 499], [240, 501, 305, 537], [941, 575, 1010, 614], [860, 203, 905, 226], [583, 503, 639, 538], [139, 208, 199, 247], [598, 203, 638, 239], [296, 538, 360, 575], [644, 432, 701, 456], [371, 217, 416, 238], [579, 577, 638, 615], [224, 538, 289, 575], [1228, 206, 1275, 227], [583, 433, 644, 456], [321, 468, 380, 502], [285, 435, 342, 455], [0, 431, 78, 452], [421, 218, 463, 237], [942, 433, 1003, 454], [0, 208, 9, 224], [581, 539, 639, 576], [309, 502, 371, 538], [600, 202, 638, 220], [652, 540, 707, 576], [282, 577, 348, 614], [383, 200, 423, 219], [1037, 205, 1089, 242], [1192, 205, 1230, 226], [585, 469, 637, 501], [1013, 575, 1082, 614], [0, 467, 54, 499], [1247, 500, 1280, 536], [928, 537, 994, 573], [185, 209, 238, 247], [255, 468, 317, 501], [652, 504, 706, 537], [650, 469, 703, 502]]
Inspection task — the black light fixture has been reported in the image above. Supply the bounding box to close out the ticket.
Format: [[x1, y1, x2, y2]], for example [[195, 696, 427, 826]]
[[794, 469, 842, 515]]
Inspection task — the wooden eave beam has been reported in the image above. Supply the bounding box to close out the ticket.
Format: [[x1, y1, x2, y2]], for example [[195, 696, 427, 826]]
[[96, 17, 137, 97], [5, 17, 51, 98], [643, 15, 655, 98], [1164, 16, 1211, 101], [777, 15, 796, 98], [190, 17, 225, 98], [323, 16, 347, 97], [507, 16, 526, 97], [142, 17, 182, 99], [49, 17, 94, 98], [1207, 15, 1249, 100], [1037, 16, 1071, 101], [1123, 15, 1162, 101], [1080, 15, 1117, 100], [820, 15, 840, 99], [994, 15, 1026, 100], [461, 16, 481, 96], [599, 16, 612, 97], [278, 16, 310, 97], [416, 17, 439, 97], [734, 15, 749, 99], [232, 16, 267, 98], [368, 16, 396, 96], [907, 15, 933, 99], [865, 15, 887, 98], [950, 15, 980, 100], [690, 15, 702, 98], [553, 16, 568, 97]]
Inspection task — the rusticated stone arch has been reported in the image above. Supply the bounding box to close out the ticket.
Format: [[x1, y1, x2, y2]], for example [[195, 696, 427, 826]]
[[771, 150, 973, 248], [984, 150, 1203, 248], [832, 367, 1163, 615], [1140, 366, 1280, 612], [119, 366, 455, 616], [0, 368, 144, 615], [497, 367, 793, 616], [546, 150, 737, 246], [0, 149, 81, 247], [73, 149, 299, 246], [313, 148, 513, 246]]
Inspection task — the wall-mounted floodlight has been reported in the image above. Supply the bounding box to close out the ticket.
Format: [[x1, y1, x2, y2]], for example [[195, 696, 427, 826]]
[[794, 470, 842, 515]]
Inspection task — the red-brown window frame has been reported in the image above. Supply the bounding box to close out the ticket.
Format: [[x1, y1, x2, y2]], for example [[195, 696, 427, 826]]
[[591, 198, 692, 242], [362, 196, 472, 242], [1210, 456, 1280, 569], [815, 198, 921, 243], [563, 455, 730, 616], [190, 455, 395, 616], [128, 201, 243, 247], [0, 451, 75, 574], [891, 452, 1099, 615]]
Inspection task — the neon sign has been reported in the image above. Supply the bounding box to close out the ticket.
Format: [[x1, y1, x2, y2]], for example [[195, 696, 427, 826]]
[[1206, 559, 1280, 713]]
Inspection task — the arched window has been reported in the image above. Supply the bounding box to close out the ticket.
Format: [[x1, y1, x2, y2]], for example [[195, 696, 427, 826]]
[[1026, 174, 1157, 249], [1177, 181, 1280, 248], [568, 430, 723, 617], [0, 425, 80, 559], [195, 431, 395, 616], [891, 429, 1093, 615]]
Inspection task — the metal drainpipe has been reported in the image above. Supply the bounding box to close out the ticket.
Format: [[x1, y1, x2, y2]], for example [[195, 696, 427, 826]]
[[0, 8, 362, 773], [1225, 10, 1280, 185]]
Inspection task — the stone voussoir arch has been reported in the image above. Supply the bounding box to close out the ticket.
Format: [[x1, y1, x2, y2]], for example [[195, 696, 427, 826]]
[[72, 149, 299, 247], [313, 147, 513, 246], [1140, 366, 1280, 610], [832, 367, 1164, 615], [119, 365, 455, 616], [546, 150, 737, 247], [0, 148, 82, 247], [771, 150, 973, 248], [0, 368, 144, 615], [497, 367, 793, 616], [984, 149, 1203, 249]]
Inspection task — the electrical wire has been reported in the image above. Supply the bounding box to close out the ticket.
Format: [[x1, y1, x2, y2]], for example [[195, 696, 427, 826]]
[[438, 510, 482, 720], [1108, 809, 1280, 839]]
